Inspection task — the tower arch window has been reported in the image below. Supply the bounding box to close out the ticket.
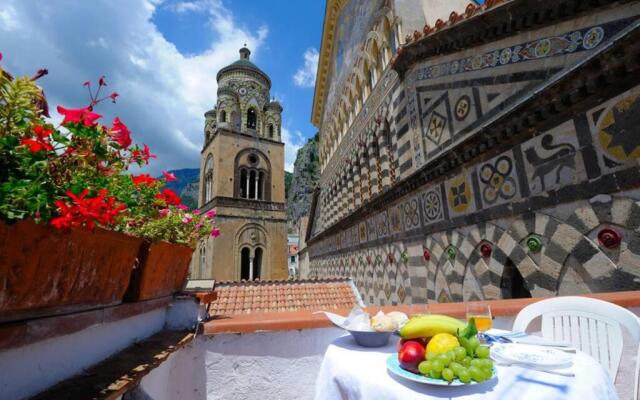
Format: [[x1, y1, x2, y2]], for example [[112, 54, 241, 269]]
[[247, 108, 257, 130], [220, 110, 227, 123], [204, 155, 213, 204], [268, 124, 274, 138], [235, 149, 271, 201]]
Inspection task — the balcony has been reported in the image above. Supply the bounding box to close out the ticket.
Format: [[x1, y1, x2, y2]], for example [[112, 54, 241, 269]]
[[1, 290, 639, 399]]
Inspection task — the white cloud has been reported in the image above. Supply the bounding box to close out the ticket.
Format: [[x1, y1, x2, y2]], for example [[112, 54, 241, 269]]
[[293, 47, 318, 88], [0, 0, 267, 174], [281, 126, 305, 172], [0, 4, 18, 31]]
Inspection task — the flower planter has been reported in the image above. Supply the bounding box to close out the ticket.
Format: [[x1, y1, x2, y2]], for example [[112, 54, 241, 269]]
[[0, 219, 143, 323], [124, 241, 194, 301]]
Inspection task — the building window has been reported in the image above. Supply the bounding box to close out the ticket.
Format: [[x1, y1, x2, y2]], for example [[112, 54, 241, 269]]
[[290, 256, 295, 263], [239, 168, 266, 200], [220, 110, 226, 123], [247, 108, 257, 129], [204, 155, 213, 203], [268, 124, 274, 138]]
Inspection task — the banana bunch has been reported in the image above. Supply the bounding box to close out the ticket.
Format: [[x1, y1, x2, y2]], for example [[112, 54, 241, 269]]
[[399, 314, 466, 339]]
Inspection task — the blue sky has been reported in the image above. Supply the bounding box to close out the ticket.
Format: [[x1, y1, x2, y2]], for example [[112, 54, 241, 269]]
[[0, 0, 325, 172]]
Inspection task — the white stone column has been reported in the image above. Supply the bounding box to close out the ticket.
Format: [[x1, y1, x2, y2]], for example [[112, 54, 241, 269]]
[[245, 172, 250, 199], [249, 256, 254, 280], [254, 172, 259, 200]]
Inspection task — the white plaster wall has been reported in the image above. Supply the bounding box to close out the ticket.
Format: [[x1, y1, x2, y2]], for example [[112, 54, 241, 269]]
[[0, 307, 167, 400], [137, 327, 345, 400]]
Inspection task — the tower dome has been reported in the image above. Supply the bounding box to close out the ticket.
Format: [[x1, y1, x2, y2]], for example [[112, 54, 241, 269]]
[[216, 47, 271, 89]]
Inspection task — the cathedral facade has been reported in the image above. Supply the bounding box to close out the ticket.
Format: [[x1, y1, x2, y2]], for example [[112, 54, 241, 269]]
[[306, 0, 640, 305], [191, 47, 288, 281]]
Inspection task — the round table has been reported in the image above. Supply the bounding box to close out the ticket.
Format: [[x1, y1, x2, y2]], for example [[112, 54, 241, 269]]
[[314, 334, 619, 400]]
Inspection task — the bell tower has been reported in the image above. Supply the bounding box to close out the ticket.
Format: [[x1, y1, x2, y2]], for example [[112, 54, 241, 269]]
[[192, 47, 288, 282]]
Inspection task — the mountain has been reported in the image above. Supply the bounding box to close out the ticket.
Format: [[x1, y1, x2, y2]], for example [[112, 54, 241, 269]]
[[285, 171, 293, 200], [160, 168, 200, 209], [286, 133, 320, 226]]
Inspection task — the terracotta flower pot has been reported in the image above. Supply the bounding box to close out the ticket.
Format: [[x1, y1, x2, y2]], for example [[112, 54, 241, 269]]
[[125, 241, 194, 301], [0, 219, 143, 323]]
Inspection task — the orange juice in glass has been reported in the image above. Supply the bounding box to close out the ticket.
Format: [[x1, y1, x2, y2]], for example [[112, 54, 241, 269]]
[[465, 302, 492, 332]]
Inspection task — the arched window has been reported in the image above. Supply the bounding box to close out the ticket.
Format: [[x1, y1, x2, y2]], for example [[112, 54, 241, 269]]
[[253, 248, 262, 279], [384, 18, 396, 57], [240, 168, 248, 198], [500, 258, 532, 299], [268, 124, 274, 138], [220, 110, 227, 123], [363, 60, 372, 98], [372, 42, 381, 86], [247, 108, 257, 129], [204, 155, 213, 203], [240, 247, 251, 280]]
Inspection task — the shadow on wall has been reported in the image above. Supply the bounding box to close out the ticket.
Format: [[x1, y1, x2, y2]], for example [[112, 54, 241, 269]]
[[132, 327, 346, 400]]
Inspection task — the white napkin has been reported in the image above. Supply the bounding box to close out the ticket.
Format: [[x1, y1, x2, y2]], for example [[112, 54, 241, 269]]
[[316, 306, 373, 331]]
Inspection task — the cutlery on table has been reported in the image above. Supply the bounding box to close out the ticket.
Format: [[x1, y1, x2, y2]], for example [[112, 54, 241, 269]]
[[492, 360, 575, 377]]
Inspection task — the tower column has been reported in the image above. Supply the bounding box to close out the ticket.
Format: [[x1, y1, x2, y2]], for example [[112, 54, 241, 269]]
[[245, 174, 250, 199], [254, 173, 259, 200]]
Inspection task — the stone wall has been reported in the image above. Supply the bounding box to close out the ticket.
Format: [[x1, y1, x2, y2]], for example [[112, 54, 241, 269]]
[[308, 0, 640, 305]]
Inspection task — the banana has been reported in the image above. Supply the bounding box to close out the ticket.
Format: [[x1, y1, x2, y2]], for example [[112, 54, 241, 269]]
[[399, 314, 466, 339]]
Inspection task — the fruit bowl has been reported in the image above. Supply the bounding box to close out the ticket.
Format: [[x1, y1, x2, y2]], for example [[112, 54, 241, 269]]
[[386, 355, 496, 386], [347, 329, 392, 347]]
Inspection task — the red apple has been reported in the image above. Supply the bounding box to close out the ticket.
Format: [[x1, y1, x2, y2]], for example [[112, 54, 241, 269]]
[[397, 338, 427, 352], [398, 341, 426, 373]]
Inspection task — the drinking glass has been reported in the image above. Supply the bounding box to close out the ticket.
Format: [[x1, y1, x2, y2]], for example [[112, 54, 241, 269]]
[[465, 302, 492, 332], [408, 303, 430, 318]]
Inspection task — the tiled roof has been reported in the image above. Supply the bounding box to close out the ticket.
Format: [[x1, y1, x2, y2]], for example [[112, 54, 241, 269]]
[[210, 278, 363, 316]]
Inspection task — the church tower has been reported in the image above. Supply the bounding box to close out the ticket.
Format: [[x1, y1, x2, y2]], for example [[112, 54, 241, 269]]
[[192, 47, 288, 281]]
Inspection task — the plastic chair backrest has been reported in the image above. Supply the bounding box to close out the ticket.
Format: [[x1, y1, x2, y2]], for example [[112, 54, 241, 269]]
[[513, 296, 640, 400]]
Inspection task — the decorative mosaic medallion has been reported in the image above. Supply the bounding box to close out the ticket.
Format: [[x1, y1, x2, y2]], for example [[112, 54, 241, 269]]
[[454, 95, 471, 121], [597, 93, 640, 161], [426, 111, 447, 144], [447, 174, 472, 214], [479, 155, 517, 204], [582, 26, 604, 50], [421, 187, 443, 223]]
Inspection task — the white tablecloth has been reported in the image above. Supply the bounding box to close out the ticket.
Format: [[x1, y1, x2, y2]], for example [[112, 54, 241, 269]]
[[314, 334, 619, 400]]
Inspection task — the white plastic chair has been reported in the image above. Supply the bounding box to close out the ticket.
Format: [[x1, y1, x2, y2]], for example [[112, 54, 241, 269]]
[[513, 296, 640, 400]]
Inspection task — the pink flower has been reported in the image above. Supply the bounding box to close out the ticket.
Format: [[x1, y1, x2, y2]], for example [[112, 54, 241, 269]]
[[159, 208, 171, 217], [205, 210, 217, 219], [109, 92, 119, 103], [176, 204, 189, 211], [182, 214, 193, 224], [162, 171, 177, 182], [111, 117, 132, 149], [210, 227, 220, 237], [195, 223, 204, 229], [193, 210, 201, 215]]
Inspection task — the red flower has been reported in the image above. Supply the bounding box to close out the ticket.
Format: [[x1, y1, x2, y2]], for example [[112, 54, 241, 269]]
[[109, 92, 119, 103], [33, 125, 52, 140], [131, 173, 156, 186], [156, 188, 182, 206], [50, 189, 126, 230], [57, 105, 102, 127], [131, 143, 157, 165], [162, 171, 177, 182], [99, 75, 107, 86], [21, 138, 53, 153], [210, 227, 220, 237], [110, 117, 132, 149]]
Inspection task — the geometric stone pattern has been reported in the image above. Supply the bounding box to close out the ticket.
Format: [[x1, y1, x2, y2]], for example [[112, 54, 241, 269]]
[[310, 195, 640, 304], [309, 9, 640, 305]]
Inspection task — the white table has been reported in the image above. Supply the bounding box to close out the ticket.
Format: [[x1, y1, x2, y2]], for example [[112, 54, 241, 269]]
[[314, 334, 619, 400]]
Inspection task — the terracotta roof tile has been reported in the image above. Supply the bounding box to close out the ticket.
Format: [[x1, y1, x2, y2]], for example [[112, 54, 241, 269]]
[[209, 278, 363, 317]]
